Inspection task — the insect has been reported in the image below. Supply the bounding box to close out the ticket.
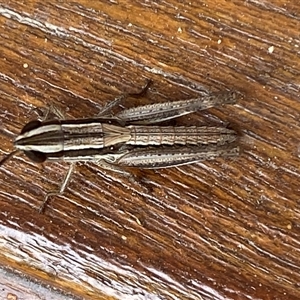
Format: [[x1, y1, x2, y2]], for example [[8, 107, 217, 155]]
[[0, 85, 239, 212]]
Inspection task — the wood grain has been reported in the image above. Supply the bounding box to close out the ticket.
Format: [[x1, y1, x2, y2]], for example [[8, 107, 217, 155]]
[[0, 1, 299, 299]]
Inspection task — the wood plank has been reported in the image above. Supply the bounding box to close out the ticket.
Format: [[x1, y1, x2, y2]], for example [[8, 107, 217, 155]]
[[0, 1, 299, 299]]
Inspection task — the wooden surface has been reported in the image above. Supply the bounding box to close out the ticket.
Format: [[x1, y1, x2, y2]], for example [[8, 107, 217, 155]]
[[0, 1, 299, 299]]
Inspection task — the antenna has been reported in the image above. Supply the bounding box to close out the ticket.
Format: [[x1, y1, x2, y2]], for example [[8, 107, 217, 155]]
[[0, 150, 20, 166]]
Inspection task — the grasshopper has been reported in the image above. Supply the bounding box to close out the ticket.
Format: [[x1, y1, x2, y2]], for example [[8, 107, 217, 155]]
[[0, 85, 239, 212]]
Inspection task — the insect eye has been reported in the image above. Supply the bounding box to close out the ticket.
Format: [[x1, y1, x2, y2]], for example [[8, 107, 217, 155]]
[[21, 120, 41, 134], [24, 151, 47, 163]]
